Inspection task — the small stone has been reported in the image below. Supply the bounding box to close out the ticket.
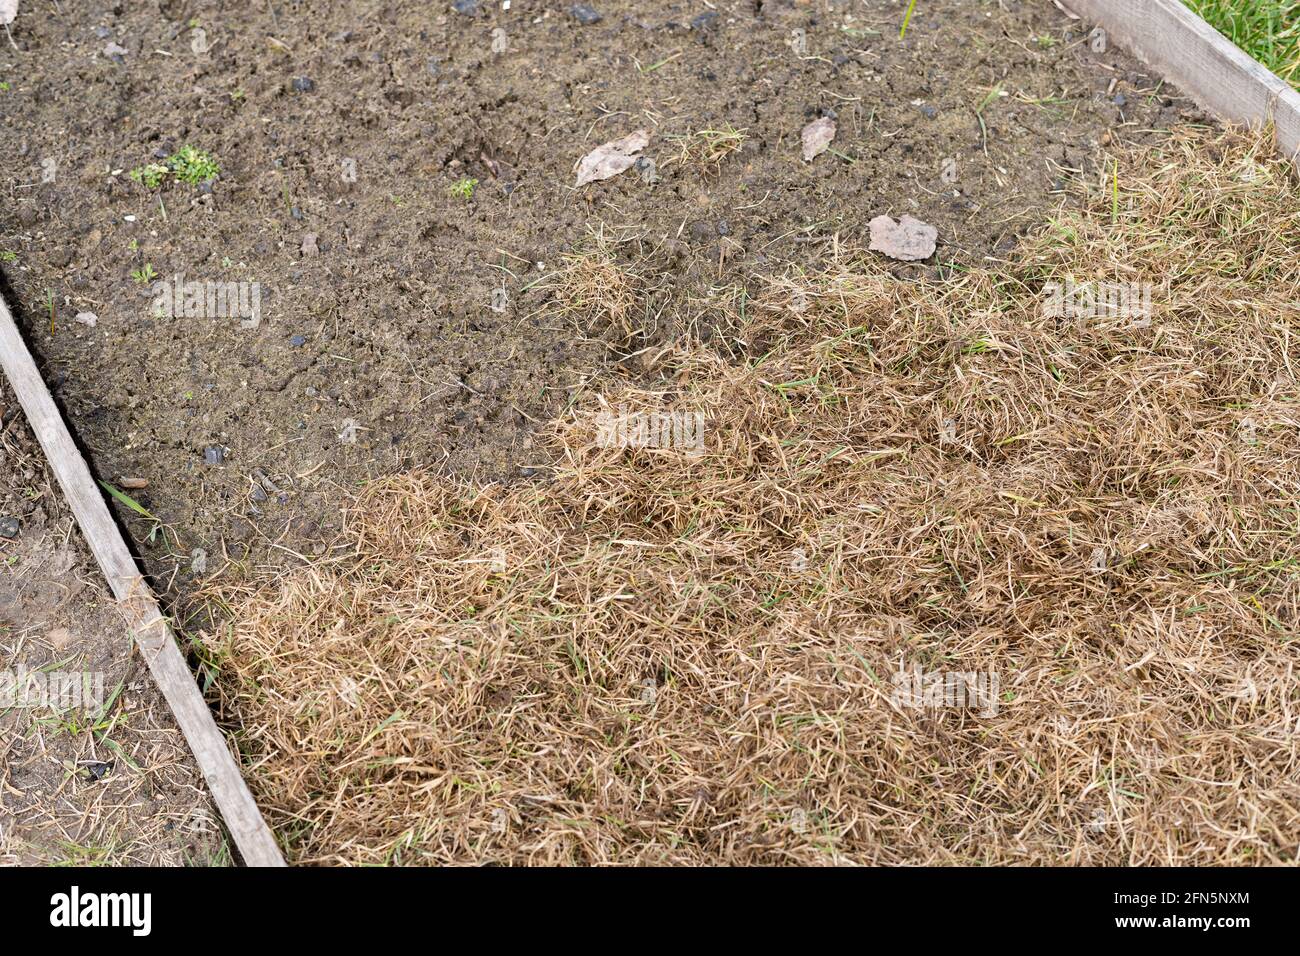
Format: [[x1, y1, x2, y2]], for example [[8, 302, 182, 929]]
[[920, 104, 938, 119], [691, 11, 719, 30], [801, 116, 836, 162], [868, 214, 939, 262], [290, 334, 307, 347], [290, 205, 303, 220], [74, 311, 98, 327], [119, 477, 149, 489], [103, 42, 129, 62], [292, 76, 315, 93], [203, 445, 226, 465], [570, 4, 601, 24], [94, 26, 112, 39], [301, 232, 319, 257], [250, 484, 268, 502], [0, 517, 19, 538], [190, 548, 208, 575], [452, 0, 480, 14], [1113, 92, 1127, 107]]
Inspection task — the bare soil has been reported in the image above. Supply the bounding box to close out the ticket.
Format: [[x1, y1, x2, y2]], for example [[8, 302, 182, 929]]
[[0, 0, 1203, 600]]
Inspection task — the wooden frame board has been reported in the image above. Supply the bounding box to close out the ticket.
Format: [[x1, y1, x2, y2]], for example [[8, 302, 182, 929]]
[[1066, 0, 1300, 167]]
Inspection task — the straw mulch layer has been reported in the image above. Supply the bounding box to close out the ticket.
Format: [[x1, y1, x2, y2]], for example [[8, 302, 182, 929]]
[[209, 128, 1300, 865]]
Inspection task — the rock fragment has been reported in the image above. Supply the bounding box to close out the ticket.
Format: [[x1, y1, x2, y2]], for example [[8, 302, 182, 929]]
[[868, 214, 938, 261], [801, 117, 836, 162]]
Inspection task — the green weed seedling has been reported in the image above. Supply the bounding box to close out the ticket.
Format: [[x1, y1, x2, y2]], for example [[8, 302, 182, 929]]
[[129, 146, 220, 190]]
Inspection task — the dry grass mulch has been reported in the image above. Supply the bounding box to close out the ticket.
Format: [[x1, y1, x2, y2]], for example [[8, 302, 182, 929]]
[[208, 127, 1300, 865]]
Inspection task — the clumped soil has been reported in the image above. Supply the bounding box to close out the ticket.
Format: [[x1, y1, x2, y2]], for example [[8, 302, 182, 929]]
[[0, 0, 1203, 608], [0, 380, 223, 866]]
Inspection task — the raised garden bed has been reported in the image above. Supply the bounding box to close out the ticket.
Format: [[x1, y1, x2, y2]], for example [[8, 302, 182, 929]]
[[2, 0, 1298, 865]]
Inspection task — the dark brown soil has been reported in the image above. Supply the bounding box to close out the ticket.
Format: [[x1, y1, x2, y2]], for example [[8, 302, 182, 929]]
[[1, 3, 1201, 612]]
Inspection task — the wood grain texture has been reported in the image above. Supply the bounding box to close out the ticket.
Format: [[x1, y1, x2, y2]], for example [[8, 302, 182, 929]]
[[1066, 0, 1300, 166], [0, 294, 285, 868]]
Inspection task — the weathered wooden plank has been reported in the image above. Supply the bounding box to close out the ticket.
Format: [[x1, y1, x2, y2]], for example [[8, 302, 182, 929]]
[[0, 293, 285, 868], [1066, 0, 1300, 167]]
